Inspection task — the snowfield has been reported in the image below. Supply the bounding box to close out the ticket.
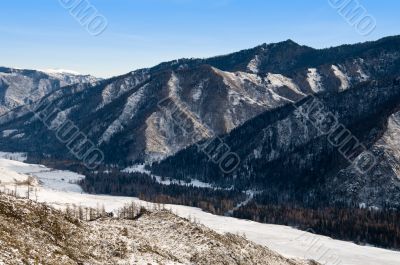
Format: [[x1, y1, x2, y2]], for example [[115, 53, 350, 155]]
[[0, 154, 399, 265], [123, 164, 217, 189], [0, 151, 27, 161]]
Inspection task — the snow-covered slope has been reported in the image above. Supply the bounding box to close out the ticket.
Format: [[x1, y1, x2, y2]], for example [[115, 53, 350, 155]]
[[331, 65, 350, 91], [0, 66, 100, 115], [0, 155, 399, 265], [39, 68, 99, 87]]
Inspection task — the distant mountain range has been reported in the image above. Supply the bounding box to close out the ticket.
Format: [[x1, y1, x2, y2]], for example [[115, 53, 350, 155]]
[[2, 36, 400, 170], [0, 67, 99, 115], [1, 36, 400, 209]]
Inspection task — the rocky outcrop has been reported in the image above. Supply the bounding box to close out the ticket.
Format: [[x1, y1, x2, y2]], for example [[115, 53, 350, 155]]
[[0, 194, 314, 265]]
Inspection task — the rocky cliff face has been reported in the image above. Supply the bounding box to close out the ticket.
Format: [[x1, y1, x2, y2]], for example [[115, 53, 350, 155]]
[[1, 36, 400, 165]]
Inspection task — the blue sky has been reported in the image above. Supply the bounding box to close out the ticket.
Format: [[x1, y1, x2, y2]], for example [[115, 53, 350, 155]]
[[0, 0, 398, 77]]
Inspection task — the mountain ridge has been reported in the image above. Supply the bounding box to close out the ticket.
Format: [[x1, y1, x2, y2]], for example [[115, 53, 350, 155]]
[[0, 66, 100, 115], [0, 35, 400, 165]]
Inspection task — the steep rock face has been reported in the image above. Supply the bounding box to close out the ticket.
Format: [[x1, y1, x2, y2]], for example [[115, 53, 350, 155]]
[[328, 109, 400, 208], [0, 36, 400, 165], [0, 67, 99, 115]]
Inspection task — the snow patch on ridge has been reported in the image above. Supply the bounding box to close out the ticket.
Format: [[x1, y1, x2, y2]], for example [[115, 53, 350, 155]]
[[307, 68, 323, 93], [40, 69, 82, 76], [357, 68, 369, 81], [212, 67, 295, 131], [266, 73, 306, 96], [353, 58, 370, 81], [247, 55, 261, 74], [192, 88, 202, 101], [1, 129, 18, 138], [39, 69, 99, 87], [331, 65, 350, 91], [191, 80, 207, 102], [212, 67, 270, 107]]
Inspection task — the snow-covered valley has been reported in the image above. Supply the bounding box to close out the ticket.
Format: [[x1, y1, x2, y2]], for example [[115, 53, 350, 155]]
[[0, 153, 399, 265]]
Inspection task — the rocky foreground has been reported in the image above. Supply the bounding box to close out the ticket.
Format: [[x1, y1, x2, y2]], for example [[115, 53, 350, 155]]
[[0, 194, 316, 265]]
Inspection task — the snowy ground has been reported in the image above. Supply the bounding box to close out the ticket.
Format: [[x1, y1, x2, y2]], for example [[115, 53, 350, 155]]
[[0, 158, 84, 193], [123, 164, 217, 189], [0, 151, 27, 161], [0, 154, 399, 265]]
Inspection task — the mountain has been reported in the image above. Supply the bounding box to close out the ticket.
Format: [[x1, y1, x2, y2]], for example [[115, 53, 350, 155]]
[[149, 36, 400, 209], [1, 36, 400, 165], [152, 77, 400, 209], [0, 67, 99, 115], [38, 68, 100, 87], [0, 194, 315, 265]]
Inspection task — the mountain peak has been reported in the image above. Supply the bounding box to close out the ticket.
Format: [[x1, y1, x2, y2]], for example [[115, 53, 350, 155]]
[[258, 39, 300, 48], [278, 39, 298, 45]]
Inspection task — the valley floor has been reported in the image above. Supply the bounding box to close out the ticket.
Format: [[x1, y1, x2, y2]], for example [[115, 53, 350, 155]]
[[0, 153, 399, 265]]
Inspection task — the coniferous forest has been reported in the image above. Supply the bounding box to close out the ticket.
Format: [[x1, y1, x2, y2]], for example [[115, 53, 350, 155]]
[[80, 170, 400, 250]]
